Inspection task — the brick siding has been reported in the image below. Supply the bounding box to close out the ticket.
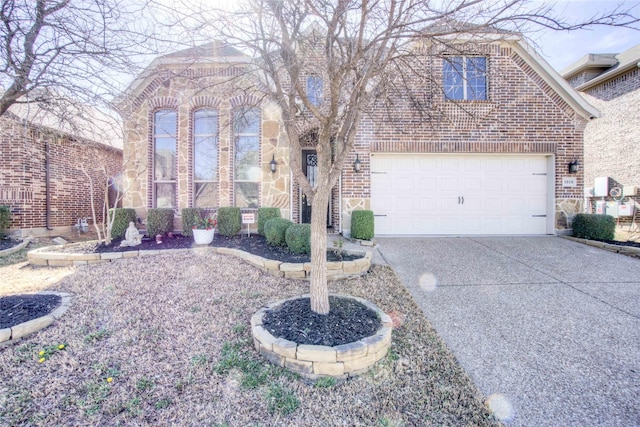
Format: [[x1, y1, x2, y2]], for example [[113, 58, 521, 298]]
[[342, 42, 586, 204], [579, 67, 640, 225], [0, 117, 123, 234], [122, 39, 589, 233]]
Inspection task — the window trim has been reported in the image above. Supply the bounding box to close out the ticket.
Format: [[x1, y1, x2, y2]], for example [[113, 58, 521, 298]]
[[232, 107, 261, 208], [306, 75, 323, 106], [192, 108, 219, 208], [152, 109, 177, 208], [443, 55, 488, 101]]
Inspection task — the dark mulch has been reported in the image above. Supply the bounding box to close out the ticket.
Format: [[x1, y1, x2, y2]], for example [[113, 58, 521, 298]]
[[595, 238, 640, 248], [0, 294, 61, 329], [0, 238, 21, 252], [262, 295, 382, 346], [92, 233, 361, 263]]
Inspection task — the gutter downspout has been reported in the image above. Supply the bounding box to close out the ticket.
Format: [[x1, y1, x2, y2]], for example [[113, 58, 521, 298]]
[[289, 162, 294, 222], [338, 174, 342, 234], [45, 140, 53, 230]]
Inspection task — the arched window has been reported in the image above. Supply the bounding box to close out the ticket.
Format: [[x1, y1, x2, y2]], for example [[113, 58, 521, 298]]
[[153, 109, 177, 208], [193, 109, 219, 207], [233, 107, 260, 208]]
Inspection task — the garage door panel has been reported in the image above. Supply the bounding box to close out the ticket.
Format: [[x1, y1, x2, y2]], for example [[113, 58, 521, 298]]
[[441, 178, 461, 192], [463, 177, 483, 192], [371, 154, 550, 235], [419, 177, 438, 191]]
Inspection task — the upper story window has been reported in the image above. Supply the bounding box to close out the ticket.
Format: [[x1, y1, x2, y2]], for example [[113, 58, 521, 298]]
[[306, 75, 323, 106], [193, 109, 218, 208], [443, 56, 487, 101], [233, 107, 260, 208], [153, 109, 177, 208]]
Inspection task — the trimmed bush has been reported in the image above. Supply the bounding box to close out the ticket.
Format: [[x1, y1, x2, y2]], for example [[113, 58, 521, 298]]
[[572, 214, 615, 241], [258, 207, 281, 236], [217, 207, 241, 237], [351, 210, 374, 240], [108, 208, 136, 239], [0, 205, 11, 238], [264, 218, 293, 247], [286, 223, 311, 254], [146, 208, 174, 237], [181, 208, 205, 237]]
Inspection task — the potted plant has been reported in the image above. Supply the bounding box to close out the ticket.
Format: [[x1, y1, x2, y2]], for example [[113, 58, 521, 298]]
[[192, 212, 217, 245]]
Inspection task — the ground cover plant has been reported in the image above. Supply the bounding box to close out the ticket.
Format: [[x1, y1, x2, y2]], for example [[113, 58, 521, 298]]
[[0, 252, 498, 426]]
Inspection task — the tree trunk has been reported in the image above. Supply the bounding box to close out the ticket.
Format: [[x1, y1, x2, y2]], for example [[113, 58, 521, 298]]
[[309, 184, 331, 315]]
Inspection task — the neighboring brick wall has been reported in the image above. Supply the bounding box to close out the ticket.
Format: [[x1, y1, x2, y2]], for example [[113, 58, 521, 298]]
[[0, 117, 123, 234], [584, 68, 640, 101], [581, 75, 640, 191]]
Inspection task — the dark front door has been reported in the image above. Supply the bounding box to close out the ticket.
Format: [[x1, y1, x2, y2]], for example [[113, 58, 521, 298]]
[[301, 150, 331, 226]]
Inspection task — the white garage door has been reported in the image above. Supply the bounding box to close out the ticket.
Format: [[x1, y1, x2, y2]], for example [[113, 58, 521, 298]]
[[371, 154, 551, 235]]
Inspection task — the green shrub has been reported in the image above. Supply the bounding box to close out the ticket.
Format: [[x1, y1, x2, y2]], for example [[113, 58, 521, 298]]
[[108, 208, 136, 239], [264, 218, 292, 247], [572, 214, 615, 241], [351, 210, 374, 240], [181, 208, 205, 237], [286, 223, 311, 254], [257, 207, 281, 236], [146, 208, 174, 237], [217, 207, 241, 237], [0, 205, 11, 238]]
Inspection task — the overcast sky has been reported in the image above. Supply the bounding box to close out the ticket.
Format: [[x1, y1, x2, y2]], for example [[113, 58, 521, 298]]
[[531, 0, 640, 72]]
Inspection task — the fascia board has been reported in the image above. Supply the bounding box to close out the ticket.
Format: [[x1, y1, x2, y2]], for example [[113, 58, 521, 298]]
[[512, 40, 600, 119], [575, 60, 640, 91]]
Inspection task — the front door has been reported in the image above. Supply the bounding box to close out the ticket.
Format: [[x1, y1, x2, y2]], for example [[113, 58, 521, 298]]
[[301, 150, 331, 226]]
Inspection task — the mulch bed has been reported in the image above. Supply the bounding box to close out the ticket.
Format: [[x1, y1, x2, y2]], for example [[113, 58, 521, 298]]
[[56, 233, 362, 263], [262, 296, 382, 346], [6, 234, 364, 331], [0, 238, 21, 252], [594, 238, 640, 248], [0, 294, 61, 329]]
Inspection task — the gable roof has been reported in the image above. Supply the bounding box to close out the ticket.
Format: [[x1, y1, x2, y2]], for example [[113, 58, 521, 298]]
[[428, 27, 600, 120], [509, 39, 600, 119], [162, 41, 246, 59], [118, 41, 250, 106], [5, 96, 123, 150], [561, 44, 640, 91]]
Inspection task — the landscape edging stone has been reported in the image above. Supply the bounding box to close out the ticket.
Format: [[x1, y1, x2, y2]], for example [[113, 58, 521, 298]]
[[27, 241, 371, 280], [251, 293, 393, 380]]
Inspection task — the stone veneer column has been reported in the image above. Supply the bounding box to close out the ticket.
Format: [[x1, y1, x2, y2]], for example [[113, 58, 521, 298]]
[[261, 102, 291, 218], [341, 198, 371, 237]]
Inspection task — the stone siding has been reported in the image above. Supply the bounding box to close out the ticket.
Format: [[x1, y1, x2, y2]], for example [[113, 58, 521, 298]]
[[121, 68, 292, 226], [122, 39, 589, 234]]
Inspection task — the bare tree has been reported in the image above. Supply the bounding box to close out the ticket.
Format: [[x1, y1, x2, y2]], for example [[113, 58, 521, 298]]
[[0, 0, 162, 118], [173, 0, 638, 314]]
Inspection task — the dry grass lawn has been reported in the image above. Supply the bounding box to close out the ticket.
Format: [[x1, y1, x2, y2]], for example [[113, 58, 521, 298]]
[[0, 249, 499, 426]]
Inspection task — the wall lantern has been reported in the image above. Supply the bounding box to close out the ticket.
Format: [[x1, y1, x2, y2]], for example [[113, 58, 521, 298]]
[[269, 154, 278, 173], [568, 160, 579, 174], [353, 153, 362, 173]]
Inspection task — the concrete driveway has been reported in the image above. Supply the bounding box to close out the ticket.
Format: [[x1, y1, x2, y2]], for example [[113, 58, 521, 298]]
[[375, 236, 640, 427]]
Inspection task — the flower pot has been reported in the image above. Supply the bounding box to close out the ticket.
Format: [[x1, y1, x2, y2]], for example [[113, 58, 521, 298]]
[[193, 228, 215, 245]]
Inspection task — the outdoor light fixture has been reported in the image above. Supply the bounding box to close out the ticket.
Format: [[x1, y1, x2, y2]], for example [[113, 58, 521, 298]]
[[269, 154, 277, 173], [353, 153, 362, 173], [568, 160, 579, 174]]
